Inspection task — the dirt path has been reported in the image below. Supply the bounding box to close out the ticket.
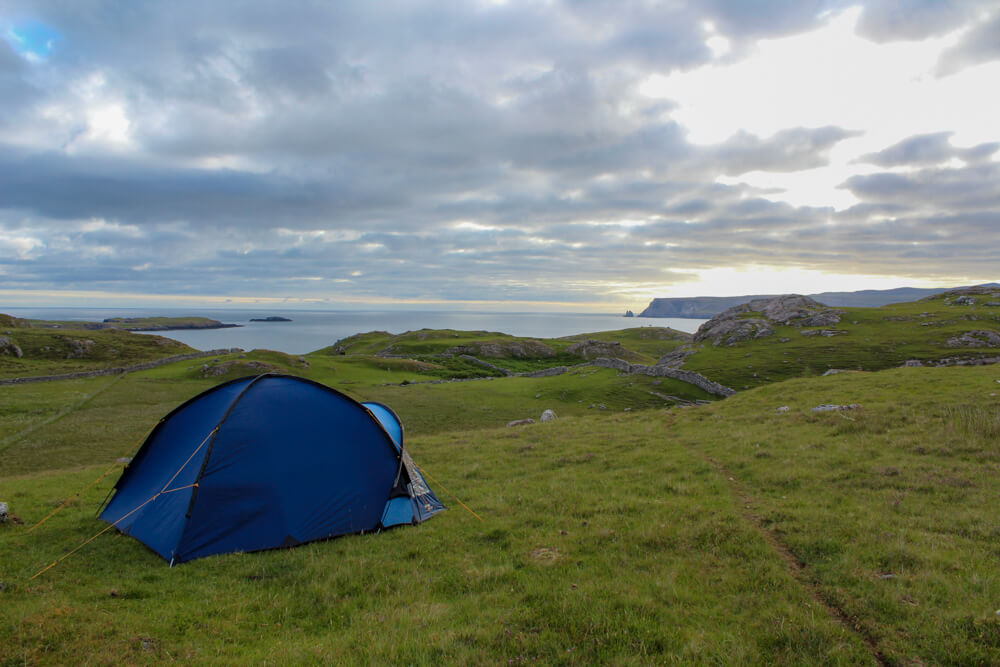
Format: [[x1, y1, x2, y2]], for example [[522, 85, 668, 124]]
[[702, 453, 891, 667]]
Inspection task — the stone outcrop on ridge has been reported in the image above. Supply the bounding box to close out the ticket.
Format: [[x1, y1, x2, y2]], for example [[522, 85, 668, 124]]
[[694, 295, 845, 346]]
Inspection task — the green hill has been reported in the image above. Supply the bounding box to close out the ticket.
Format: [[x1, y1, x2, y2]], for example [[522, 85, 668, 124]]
[[2, 297, 1000, 663], [677, 287, 1000, 391]]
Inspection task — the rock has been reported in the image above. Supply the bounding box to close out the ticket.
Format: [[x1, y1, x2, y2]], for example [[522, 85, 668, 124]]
[[655, 347, 696, 368], [0, 502, 7, 523], [776, 406, 789, 413], [566, 339, 635, 360], [954, 296, 976, 305], [507, 418, 535, 427], [903, 360, 924, 367], [697, 318, 775, 346], [117, 457, 133, 464], [0, 336, 22, 358], [798, 311, 843, 327], [624, 310, 635, 317], [811, 404, 860, 412], [823, 369, 847, 376], [64, 338, 97, 358], [946, 330, 1000, 348], [800, 329, 846, 337], [589, 357, 632, 373], [540, 409, 558, 422], [694, 295, 844, 346], [447, 340, 556, 359]]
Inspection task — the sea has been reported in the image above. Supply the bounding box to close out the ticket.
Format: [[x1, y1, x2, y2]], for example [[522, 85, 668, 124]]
[[2, 307, 707, 355]]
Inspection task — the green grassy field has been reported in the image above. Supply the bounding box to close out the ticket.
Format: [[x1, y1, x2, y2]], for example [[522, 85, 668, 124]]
[[2, 305, 1000, 664], [681, 293, 1000, 391]]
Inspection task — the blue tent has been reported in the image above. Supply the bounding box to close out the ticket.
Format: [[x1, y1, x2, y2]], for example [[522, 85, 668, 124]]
[[99, 374, 444, 563]]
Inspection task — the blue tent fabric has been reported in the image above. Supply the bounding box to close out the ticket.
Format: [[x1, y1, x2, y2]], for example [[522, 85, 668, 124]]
[[100, 374, 444, 563]]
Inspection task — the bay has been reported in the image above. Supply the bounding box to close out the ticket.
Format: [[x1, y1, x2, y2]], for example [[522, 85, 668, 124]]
[[2, 307, 707, 355]]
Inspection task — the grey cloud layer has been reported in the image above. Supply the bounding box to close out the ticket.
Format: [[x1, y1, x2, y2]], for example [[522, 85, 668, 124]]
[[1, 0, 998, 303]]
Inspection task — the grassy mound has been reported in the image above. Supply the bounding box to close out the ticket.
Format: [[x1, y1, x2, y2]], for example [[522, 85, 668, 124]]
[[681, 293, 1000, 390]]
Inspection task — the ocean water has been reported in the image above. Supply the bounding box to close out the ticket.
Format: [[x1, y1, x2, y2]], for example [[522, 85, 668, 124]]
[[3, 307, 707, 355]]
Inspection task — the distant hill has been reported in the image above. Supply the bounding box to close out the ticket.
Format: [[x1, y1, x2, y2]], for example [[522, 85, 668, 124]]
[[637, 284, 1000, 318]]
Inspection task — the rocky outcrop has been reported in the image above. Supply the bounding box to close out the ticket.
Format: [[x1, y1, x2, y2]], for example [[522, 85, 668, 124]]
[[923, 285, 1000, 302], [655, 347, 696, 368], [566, 339, 637, 361], [445, 340, 556, 358], [946, 330, 1000, 348], [697, 318, 775, 346], [0, 349, 242, 385], [0, 336, 23, 358], [694, 295, 844, 346], [64, 338, 96, 358], [624, 310, 635, 317]]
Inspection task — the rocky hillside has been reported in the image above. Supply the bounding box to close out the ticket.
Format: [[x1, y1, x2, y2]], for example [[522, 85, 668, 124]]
[[637, 284, 999, 318], [657, 292, 1000, 391], [693, 295, 844, 346]]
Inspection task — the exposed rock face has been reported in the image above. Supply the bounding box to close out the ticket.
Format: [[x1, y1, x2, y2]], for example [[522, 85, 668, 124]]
[[64, 338, 96, 358], [697, 318, 775, 346], [0, 336, 23, 358], [946, 330, 1000, 348], [446, 340, 555, 358], [923, 285, 1000, 302], [694, 295, 844, 346], [540, 409, 558, 422], [566, 339, 634, 360], [655, 347, 696, 368]]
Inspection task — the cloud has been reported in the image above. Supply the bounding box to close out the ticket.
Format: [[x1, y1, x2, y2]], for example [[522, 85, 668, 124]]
[[853, 0, 987, 42], [0, 1, 997, 306], [936, 10, 1000, 75], [858, 131, 1000, 166]]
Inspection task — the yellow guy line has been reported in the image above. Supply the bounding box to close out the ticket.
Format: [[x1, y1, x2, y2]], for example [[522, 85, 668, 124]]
[[30, 427, 218, 580], [27, 461, 124, 534], [415, 464, 483, 522], [26, 419, 164, 534]]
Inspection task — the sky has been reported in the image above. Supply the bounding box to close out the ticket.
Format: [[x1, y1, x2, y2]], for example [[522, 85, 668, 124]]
[[0, 1, 998, 312]]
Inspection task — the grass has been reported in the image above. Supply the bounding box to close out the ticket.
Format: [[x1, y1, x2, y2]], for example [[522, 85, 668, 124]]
[[682, 294, 1000, 390], [2, 307, 1000, 663], [2, 413, 875, 665], [0, 324, 193, 379]]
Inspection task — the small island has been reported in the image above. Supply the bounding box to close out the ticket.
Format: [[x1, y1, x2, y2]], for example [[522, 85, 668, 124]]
[[97, 317, 240, 331], [249, 316, 293, 322]]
